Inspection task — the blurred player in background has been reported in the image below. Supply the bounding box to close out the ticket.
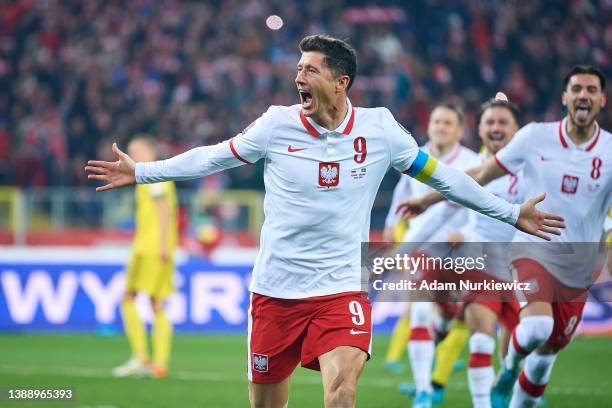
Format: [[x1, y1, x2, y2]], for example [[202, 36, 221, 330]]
[[461, 99, 523, 408], [112, 136, 178, 379], [397, 65, 611, 408], [394, 98, 525, 407], [383, 103, 478, 406], [86, 35, 563, 408]]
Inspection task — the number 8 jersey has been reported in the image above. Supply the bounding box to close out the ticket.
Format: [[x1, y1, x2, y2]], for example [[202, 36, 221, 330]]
[[495, 117, 612, 287]]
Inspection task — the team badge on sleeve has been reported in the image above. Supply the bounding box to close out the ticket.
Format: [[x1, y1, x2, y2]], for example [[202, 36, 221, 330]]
[[252, 353, 269, 372], [319, 162, 340, 187]]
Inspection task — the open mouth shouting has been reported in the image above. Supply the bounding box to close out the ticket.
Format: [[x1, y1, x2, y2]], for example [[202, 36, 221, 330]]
[[489, 132, 505, 142], [299, 89, 314, 112]]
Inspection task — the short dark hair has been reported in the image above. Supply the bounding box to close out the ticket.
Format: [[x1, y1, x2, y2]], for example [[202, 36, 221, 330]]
[[299, 35, 357, 91], [434, 102, 464, 125], [564, 65, 606, 90], [478, 99, 520, 125]]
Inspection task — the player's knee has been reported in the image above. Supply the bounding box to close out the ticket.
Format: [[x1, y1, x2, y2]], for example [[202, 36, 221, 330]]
[[519, 315, 554, 348], [324, 375, 357, 408], [248, 383, 289, 408], [151, 297, 164, 313], [122, 291, 136, 302]]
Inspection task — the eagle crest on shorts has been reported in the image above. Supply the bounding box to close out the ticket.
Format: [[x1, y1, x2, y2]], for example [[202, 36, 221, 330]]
[[252, 353, 268, 372]]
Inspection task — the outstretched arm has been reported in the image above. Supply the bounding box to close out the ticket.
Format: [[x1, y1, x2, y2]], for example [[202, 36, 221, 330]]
[[86, 108, 274, 191], [403, 155, 564, 241], [396, 156, 507, 218]]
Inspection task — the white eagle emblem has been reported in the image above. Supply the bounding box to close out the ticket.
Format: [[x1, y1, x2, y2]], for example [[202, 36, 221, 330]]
[[320, 165, 338, 184], [253, 353, 268, 372], [561, 175, 579, 194]]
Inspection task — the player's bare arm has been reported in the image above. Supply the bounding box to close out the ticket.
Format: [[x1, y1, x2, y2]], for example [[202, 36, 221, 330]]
[[85, 143, 136, 192]]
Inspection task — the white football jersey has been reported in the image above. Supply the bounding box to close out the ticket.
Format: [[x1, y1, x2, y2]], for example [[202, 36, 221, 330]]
[[495, 118, 612, 287], [468, 152, 525, 242], [136, 100, 520, 299], [385, 144, 480, 243], [223, 100, 420, 298]]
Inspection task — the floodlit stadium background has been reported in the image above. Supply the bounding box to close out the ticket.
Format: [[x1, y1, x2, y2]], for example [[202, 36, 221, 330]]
[[1, 1, 612, 407]]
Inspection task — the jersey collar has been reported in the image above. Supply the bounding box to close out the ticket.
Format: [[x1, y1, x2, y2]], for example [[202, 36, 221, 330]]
[[424, 142, 462, 164], [300, 99, 355, 137], [558, 116, 600, 152]]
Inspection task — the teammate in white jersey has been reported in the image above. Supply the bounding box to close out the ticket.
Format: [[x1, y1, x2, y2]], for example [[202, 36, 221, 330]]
[[462, 99, 525, 408], [397, 65, 610, 408], [86, 35, 563, 408], [383, 103, 480, 407]]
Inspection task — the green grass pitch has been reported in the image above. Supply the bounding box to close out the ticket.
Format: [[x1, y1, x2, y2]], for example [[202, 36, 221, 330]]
[[0, 334, 610, 407]]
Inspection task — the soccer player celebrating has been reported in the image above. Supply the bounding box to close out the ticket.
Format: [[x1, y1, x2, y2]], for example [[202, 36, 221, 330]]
[[112, 137, 178, 379], [397, 65, 610, 408], [86, 35, 563, 408], [383, 103, 479, 406], [461, 99, 524, 408]]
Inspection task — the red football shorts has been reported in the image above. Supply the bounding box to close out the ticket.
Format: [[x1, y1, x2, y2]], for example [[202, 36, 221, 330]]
[[247, 291, 372, 384], [513, 258, 587, 349], [462, 269, 520, 330]]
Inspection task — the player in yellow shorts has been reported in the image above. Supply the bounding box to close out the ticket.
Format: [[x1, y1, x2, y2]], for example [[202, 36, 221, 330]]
[[112, 136, 178, 379]]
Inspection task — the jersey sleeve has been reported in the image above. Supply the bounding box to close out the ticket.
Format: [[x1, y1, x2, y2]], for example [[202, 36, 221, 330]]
[[385, 174, 413, 228], [383, 109, 421, 173], [407, 153, 520, 225], [135, 107, 274, 183], [494, 123, 533, 175]]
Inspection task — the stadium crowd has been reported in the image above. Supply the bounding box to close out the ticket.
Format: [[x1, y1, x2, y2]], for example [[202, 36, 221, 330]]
[[1, 0, 611, 188]]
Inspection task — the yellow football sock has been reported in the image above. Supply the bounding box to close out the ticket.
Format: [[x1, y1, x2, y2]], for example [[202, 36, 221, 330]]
[[431, 320, 469, 385], [385, 314, 411, 362], [121, 298, 148, 361], [153, 309, 173, 370]]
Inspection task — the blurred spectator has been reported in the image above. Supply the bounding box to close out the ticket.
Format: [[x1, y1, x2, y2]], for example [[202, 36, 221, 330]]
[[2, 0, 611, 190]]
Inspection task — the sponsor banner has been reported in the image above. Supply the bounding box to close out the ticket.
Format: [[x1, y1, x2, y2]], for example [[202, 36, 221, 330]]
[[1, 248, 611, 335]]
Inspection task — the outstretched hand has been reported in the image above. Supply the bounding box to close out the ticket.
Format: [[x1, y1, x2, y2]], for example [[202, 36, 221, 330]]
[[515, 193, 565, 240], [85, 143, 136, 192], [396, 197, 429, 220]]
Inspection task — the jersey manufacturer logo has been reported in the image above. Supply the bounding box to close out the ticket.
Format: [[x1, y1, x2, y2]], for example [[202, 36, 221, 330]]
[[288, 146, 307, 153], [540, 155, 553, 161], [350, 329, 369, 335], [319, 162, 340, 187], [252, 353, 268, 372], [561, 174, 579, 194]]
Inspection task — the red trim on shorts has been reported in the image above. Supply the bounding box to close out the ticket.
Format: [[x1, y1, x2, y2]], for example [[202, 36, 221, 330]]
[[511, 331, 529, 356], [469, 352, 492, 368], [518, 370, 547, 397], [409, 327, 432, 341], [229, 138, 252, 164], [494, 154, 514, 176]]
